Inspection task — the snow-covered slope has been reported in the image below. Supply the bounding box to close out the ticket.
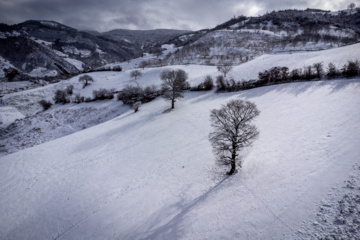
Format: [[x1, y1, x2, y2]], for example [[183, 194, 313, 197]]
[[0, 78, 359, 239], [1, 43, 359, 157]]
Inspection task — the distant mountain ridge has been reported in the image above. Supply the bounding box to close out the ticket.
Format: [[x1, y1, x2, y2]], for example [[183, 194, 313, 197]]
[[0, 20, 191, 79], [94, 28, 191, 51], [163, 8, 360, 65], [1, 8, 360, 80]]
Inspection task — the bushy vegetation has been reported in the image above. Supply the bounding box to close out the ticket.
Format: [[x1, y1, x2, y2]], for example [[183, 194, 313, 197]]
[[72, 93, 84, 104], [53, 89, 70, 104], [191, 75, 214, 91], [118, 85, 162, 105], [213, 60, 360, 92], [38, 100, 52, 111], [3, 68, 19, 81], [92, 88, 115, 100], [66, 85, 74, 95]]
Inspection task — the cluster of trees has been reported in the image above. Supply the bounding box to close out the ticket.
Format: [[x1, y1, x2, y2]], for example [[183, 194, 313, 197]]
[[118, 69, 190, 111], [93, 88, 115, 100], [214, 60, 360, 92], [117, 85, 161, 105]]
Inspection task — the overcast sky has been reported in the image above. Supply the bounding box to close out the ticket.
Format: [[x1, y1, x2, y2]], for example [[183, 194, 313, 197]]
[[0, 0, 353, 32]]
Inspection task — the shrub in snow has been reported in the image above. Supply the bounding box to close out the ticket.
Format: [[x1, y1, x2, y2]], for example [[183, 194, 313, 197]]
[[118, 85, 144, 104], [215, 75, 227, 91], [38, 100, 52, 111], [303, 65, 317, 80], [161, 69, 189, 109], [342, 60, 360, 78], [130, 70, 142, 80], [112, 66, 122, 71], [209, 99, 260, 175], [3, 68, 19, 81], [326, 62, 340, 79], [66, 84, 74, 95], [84, 97, 93, 102], [258, 66, 290, 84], [53, 90, 70, 104], [203, 75, 214, 90], [118, 84, 161, 106], [193, 75, 215, 91], [92, 88, 114, 100], [290, 68, 303, 81], [72, 93, 83, 104], [143, 85, 161, 102], [79, 74, 94, 88], [132, 101, 141, 113]]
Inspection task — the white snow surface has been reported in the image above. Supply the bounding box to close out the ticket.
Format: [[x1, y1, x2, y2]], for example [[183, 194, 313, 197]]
[[0, 106, 25, 128], [0, 79, 359, 239], [28, 67, 58, 77], [0, 44, 360, 239], [64, 58, 85, 71]]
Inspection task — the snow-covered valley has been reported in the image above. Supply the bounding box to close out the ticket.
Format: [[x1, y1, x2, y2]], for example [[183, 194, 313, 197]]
[[0, 42, 360, 239]]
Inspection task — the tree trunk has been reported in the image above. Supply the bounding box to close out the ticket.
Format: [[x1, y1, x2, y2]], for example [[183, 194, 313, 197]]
[[228, 141, 237, 175], [171, 99, 175, 109], [228, 161, 236, 175]]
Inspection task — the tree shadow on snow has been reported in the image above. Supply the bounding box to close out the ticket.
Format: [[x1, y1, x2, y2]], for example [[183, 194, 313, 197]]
[[132, 175, 232, 240], [238, 79, 359, 99]]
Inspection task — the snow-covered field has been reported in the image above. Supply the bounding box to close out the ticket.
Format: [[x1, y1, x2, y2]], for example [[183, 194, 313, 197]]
[[0, 78, 359, 239], [0, 43, 360, 239]]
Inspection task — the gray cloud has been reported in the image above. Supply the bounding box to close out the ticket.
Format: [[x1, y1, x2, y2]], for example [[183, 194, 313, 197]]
[[0, 0, 351, 32]]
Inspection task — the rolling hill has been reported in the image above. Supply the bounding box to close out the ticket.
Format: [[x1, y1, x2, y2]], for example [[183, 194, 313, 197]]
[[0, 42, 360, 239]]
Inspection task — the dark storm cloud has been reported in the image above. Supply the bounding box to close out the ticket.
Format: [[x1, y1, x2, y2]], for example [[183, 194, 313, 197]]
[[0, 0, 349, 32]]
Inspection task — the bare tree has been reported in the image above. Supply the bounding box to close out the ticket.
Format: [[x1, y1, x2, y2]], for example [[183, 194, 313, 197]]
[[139, 60, 148, 70], [348, 3, 356, 11], [209, 99, 260, 175], [312, 62, 323, 79], [79, 74, 94, 88], [217, 63, 233, 78], [326, 62, 339, 78], [130, 70, 142, 80], [161, 69, 189, 109]]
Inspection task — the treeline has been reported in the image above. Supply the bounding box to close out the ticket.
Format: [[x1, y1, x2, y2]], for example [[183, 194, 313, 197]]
[[212, 60, 360, 92], [41, 60, 359, 112]]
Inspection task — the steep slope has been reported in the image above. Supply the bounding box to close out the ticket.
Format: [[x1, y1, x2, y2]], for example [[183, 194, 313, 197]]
[[0, 20, 141, 78], [0, 78, 359, 239]]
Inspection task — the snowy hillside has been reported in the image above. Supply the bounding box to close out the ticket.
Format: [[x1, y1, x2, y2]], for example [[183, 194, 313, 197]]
[[1, 43, 359, 157], [1, 39, 360, 239], [0, 78, 359, 239], [163, 9, 360, 66]]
